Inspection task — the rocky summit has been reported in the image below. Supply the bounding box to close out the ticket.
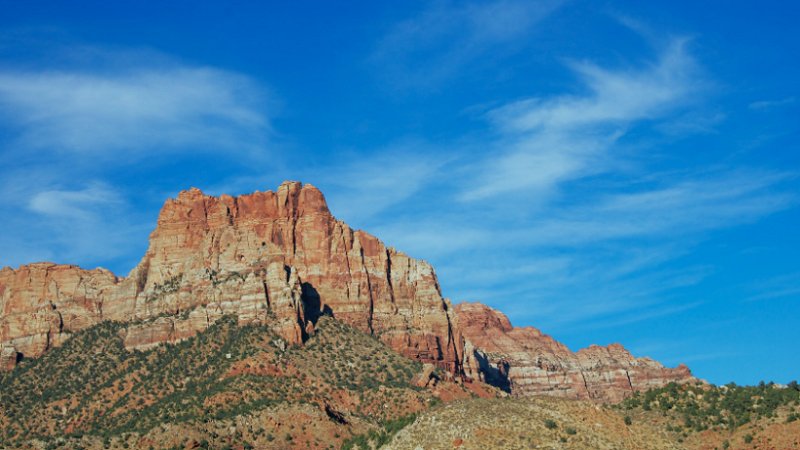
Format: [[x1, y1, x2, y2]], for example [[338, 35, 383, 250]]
[[0, 181, 695, 402], [456, 302, 696, 403]]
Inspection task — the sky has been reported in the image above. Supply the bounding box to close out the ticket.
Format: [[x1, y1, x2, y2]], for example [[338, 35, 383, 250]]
[[0, 1, 797, 386]]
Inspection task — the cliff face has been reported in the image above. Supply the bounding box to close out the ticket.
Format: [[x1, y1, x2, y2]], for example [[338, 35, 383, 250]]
[[0, 181, 696, 403], [455, 302, 696, 403], [0, 182, 463, 373]]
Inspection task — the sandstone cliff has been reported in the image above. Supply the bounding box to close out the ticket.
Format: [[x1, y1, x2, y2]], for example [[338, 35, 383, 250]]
[[0, 181, 696, 403], [0, 182, 463, 374], [455, 301, 696, 403]]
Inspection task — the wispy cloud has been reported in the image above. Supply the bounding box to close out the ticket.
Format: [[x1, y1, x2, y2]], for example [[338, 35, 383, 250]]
[[308, 145, 451, 226], [0, 179, 149, 272], [518, 171, 795, 246], [0, 47, 274, 272], [464, 39, 698, 200], [373, 0, 565, 87], [749, 97, 795, 111], [0, 65, 270, 157], [743, 272, 800, 302], [29, 183, 123, 220], [323, 35, 796, 337]]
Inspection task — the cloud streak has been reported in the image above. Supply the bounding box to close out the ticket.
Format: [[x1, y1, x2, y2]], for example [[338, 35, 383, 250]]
[[373, 0, 565, 87], [464, 39, 698, 200], [325, 36, 796, 337], [29, 184, 123, 220], [0, 66, 270, 157]]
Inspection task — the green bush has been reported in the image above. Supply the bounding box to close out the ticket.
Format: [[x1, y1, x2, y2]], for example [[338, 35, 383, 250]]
[[624, 416, 632, 425], [544, 419, 557, 430], [565, 427, 576, 435]]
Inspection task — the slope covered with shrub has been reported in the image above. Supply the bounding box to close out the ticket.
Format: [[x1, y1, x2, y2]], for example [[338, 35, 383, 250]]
[[0, 314, 476, 449], [614, 380, 800, 449]]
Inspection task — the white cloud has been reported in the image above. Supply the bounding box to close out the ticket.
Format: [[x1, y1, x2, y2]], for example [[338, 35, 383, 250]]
[[312, 148, 447, 222], [326, 37, 797, 336], [496, 41, 694, 131], [464, 39, 697, 200], [742, 272, 800, 302], [373, 0, 565, 86], [0, 66, 269, 156], [516, 171, 795, 246], [29, 184, 123, 220], [749, 97, 795, 111]]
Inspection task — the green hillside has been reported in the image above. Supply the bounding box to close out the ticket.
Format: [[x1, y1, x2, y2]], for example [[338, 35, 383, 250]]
[[0, 314, 440, 450]]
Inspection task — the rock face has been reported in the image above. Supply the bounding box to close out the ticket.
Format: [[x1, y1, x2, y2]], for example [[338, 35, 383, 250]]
[[0, 182, 463, 374], [0, 181, 695, 403], [455, 302, 696, 403]]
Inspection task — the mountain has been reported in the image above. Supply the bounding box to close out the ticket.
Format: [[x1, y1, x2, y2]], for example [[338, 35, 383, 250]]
[[0, 181, 695, 403], [456, 302, 696, 403]]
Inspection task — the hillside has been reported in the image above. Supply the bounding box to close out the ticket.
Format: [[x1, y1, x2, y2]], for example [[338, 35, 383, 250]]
[[382, 396, 683, 450], [0, 314, 497, 450], [614, 381, 800, 450]]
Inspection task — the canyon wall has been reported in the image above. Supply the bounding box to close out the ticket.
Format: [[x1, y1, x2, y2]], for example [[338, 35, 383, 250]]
[[455, 302, 696, 403], [0, 181, 696, 402], [0, 182, 463, 373]]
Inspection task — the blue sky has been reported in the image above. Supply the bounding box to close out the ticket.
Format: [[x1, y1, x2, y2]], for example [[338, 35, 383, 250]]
[[0, 1, 797, 386]]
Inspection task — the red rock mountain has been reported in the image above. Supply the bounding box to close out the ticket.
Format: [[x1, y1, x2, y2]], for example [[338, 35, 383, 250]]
[[456, 302, 696, 403], [0, 181, 696, 401]]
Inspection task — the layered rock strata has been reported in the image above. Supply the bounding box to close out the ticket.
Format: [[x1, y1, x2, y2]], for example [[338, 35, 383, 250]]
[[455, 302, 696, 403], [0, 181, 696, 404], [0, 182, 463, 373]]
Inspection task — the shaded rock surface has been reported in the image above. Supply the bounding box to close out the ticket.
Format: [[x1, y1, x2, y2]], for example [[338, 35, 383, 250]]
[[455, 302, 696, 403]]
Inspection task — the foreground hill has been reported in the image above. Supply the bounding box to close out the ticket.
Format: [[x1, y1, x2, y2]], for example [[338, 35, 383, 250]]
[[614, 380, 800, 450], [0, 181, 694, 402], [380, 383, 800, 450], [0, 313, 496, 449], [382, 397, 682, 450]]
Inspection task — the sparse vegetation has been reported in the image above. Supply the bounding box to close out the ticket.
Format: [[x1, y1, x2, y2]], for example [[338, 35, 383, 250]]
[[0, 313, 438, 449], [340, 413, 417, 450], [617, 380, 800, 433]]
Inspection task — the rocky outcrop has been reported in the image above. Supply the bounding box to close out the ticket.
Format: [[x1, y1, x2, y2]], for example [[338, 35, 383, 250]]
[[0, 182, 695, 403], [455, 302, 696, 403], [0, 182, 463, 373]]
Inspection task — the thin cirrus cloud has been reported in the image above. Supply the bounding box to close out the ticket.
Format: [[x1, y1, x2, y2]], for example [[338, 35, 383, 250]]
[[0, 181, 147, 271], [0, 49, 277, 272], [0, 66, 270, 157], [373, 0, 566, 86], [29, 183, 123, 220], [515, 171, 796, 247], [748, 97, 795, 111], [463, 38, 698, 201], [333, 35, 796, 334]]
